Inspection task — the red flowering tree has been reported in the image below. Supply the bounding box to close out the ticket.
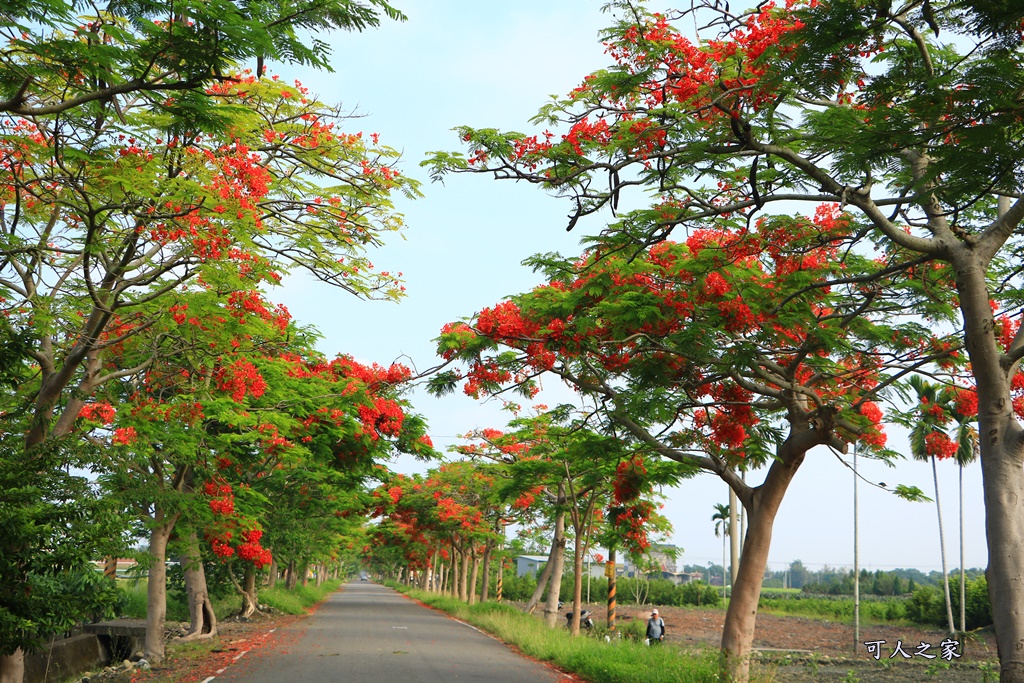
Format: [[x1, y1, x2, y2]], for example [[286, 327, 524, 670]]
[[0, 70, 420, 674], [0, 1, 415, 675], [3, 74, 414, 451], [426, 1, 1024, 678], [91, 286, 434, 657], [454, 409, 677, 634], [368, 463, 501, 601], [364, 473, 439, 583], [431, 215, 945, 678]]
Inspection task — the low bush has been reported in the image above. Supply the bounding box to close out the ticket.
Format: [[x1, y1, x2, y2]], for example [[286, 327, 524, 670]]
[[907, 577, 991, 630]]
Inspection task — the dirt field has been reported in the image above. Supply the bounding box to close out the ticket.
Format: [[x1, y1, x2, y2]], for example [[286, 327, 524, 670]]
[[595, 602, 999, 682]]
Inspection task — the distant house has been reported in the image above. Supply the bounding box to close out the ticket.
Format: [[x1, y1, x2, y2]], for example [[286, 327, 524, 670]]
[[517, 554, 612, 579], [515, 555, 550, 577], [659, 570, 705, 585], [516, 547, 689, 581], [618, 544, 681, 578]]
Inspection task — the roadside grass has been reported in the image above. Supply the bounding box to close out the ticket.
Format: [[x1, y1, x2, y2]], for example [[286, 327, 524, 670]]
[[116, 578, 343, 621], [395, 587, 720, 683], [116, 579, 237, 622], [260, 579, 343, 614]]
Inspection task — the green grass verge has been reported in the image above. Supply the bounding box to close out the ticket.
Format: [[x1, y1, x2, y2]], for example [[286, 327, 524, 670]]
[[394, 587, 720, 683], [116, 579, 237, 622], [260, 580, 343, 615], [116, 578, 343, 620]]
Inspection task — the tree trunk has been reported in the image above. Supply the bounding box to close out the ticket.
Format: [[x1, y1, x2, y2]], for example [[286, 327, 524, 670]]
[[524, 542, 558, 614], [146, 513, 177, 663], [244, 565, 257, 616], [468, 552, 480, 605], [459, 546, 470, 602], [720, 449, 805, 683], [285, 560, 297, 590], [0, 651, 24, 683], [267, 557, 278, 588], [932, 456, 956, 634], [570, 533, 585, 636], [300, 562, 309, 587], [178, 528, 217, 641], [450, 545, 460, 598], [230, 564, 258, 619], [980, 429, 1024, 682], [543, 507, 567, 629], [729, 486, 740, 588], [481, 540, 492, 602], [953, 236, 1024, 681]]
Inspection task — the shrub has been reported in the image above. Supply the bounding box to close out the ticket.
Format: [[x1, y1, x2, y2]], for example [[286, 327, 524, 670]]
[[960, 576, 992, 630], [501, 573, 538, 602], [675, 581, 721, 608]]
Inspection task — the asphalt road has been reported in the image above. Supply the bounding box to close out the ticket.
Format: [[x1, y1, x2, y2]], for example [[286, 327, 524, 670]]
[[211, 582, 564, 683]]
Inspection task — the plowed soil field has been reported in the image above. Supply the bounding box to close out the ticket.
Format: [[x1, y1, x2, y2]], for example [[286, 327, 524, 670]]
[[591, 602, 999, 682]]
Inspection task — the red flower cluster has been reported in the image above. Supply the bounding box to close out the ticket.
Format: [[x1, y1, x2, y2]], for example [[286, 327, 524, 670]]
[[357, 397, 404, 441], [215, 359, 268, 402], [612, 500, 655, 553], [476, 301, 540, 339], [925, 431, 958, 460], [859, 401, 887, 447], [952, 388, 978, 418], [613, 457, 647, 504], [227, 290, 291, 332], [236, 528, 273, 568], [79, 402, 116, 424], [112, 427, 137, 445]]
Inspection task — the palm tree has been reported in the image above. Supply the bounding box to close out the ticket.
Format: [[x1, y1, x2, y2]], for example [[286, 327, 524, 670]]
[[908, 375, 956, 635], [946, 387, 979, 634], [712, 502, 730, 600]]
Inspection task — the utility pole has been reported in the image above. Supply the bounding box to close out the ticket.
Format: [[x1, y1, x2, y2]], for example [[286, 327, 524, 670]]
[[854, 442, 860, 652]]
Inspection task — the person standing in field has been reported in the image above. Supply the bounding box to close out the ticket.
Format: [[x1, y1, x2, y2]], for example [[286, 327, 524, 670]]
[[646, 609, 666, 643]]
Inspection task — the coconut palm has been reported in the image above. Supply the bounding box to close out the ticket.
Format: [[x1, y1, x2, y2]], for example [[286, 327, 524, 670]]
[[946, 387, 980, 634], [712, 502, 730, 600], [907, 375, 956, 635]]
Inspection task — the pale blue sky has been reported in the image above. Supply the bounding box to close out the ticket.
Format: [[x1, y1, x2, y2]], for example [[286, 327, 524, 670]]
[[270, 1, 989, 575]]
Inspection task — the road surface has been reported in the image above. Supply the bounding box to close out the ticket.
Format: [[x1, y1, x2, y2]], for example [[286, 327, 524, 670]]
[[211, 582, 564, 682]]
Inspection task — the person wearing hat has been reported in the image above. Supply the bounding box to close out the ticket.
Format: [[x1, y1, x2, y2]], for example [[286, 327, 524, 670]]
[[646, 608, 666, 643]]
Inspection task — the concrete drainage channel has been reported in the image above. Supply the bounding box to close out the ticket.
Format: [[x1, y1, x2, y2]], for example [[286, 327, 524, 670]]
[[24, 620, 147, 683]]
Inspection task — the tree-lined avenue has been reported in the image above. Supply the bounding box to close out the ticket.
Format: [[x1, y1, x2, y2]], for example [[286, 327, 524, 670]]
[[214, 583, 562, 683]]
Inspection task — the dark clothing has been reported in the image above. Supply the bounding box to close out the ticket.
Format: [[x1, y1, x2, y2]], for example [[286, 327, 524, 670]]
[[646, 616, 665, 641]]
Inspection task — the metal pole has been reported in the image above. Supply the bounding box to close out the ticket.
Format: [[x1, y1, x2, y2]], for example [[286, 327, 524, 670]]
[[497, 524, 505, 602], [607, 547, 617, 631], [587, 555, 592, 604], [854, 443, 860, 652]]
